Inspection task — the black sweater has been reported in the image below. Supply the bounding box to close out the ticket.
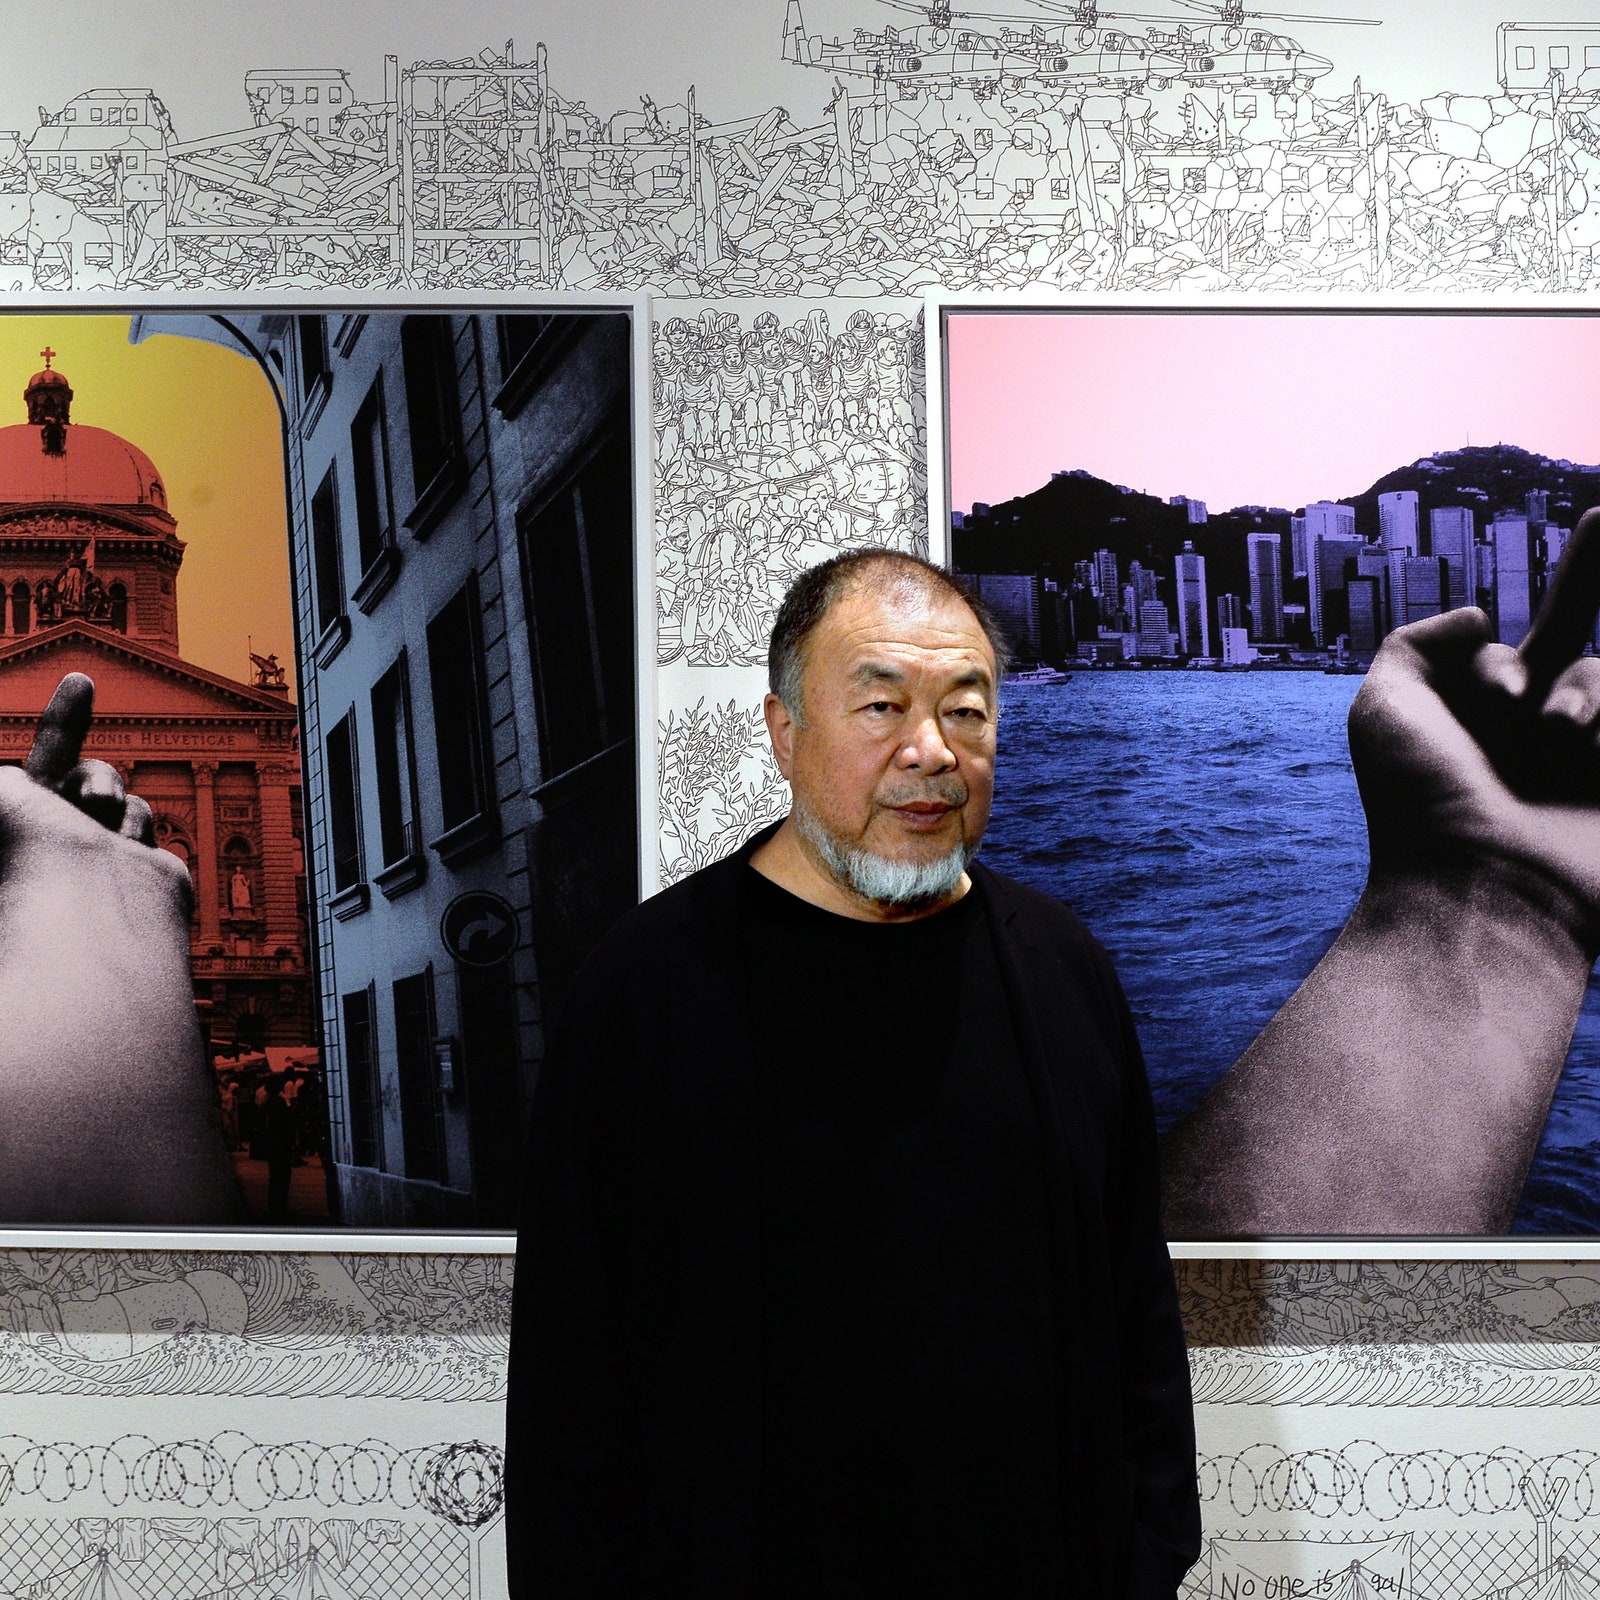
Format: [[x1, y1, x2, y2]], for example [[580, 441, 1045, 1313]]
[[506, 826, 1201, 1599]]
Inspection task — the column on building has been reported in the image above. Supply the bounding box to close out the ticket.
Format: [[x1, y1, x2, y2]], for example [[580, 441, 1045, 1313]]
[[257, 759, 301, 955], [191, 759, 222, 945]]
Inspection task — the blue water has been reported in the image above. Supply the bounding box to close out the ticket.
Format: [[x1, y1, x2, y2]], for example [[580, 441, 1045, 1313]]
[[980, 670, 1600, 1236]]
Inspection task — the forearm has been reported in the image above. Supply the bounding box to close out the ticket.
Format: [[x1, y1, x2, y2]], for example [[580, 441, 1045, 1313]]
[[1161, 866, 1593, 1235]]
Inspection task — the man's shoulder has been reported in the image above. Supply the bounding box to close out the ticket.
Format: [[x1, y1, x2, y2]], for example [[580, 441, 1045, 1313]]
[[974, 860, 1101, 951], [582, 844, 750, 973]]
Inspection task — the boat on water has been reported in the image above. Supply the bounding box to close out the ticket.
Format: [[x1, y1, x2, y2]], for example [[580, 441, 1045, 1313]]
[[1006, 665, 1073, 685]]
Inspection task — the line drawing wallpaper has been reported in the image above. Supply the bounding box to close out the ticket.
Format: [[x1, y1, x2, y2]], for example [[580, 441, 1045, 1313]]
[[4, 1, 1600, 1593]]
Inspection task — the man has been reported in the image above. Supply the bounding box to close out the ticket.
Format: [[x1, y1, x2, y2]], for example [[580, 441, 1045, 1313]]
[[508, 549, 1201, 1599]]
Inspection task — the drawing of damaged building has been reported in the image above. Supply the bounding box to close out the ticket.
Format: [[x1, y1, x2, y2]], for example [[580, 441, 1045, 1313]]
[[2, 5, 1600, 295]]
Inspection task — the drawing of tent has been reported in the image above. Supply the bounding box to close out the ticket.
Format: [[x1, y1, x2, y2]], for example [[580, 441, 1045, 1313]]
[[1531, 1556, 1600, 1600], [1326, 1560, 1390, 1600], [278, 1547, 363, 1600], [64, 1553, 143, 1600]]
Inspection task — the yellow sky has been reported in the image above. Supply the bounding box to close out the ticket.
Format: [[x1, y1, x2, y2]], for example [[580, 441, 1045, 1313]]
[[0, 314, 293, 692]]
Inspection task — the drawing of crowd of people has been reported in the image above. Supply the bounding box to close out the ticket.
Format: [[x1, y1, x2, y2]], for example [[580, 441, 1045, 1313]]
[[655, 306, 925, 668]]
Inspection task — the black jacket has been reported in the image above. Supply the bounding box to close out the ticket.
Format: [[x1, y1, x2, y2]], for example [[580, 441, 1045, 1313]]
[[507, 828, 1201, 1598]]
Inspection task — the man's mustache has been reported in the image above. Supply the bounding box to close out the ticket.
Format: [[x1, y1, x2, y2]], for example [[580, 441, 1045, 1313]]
[[878, 780, 968, 808]]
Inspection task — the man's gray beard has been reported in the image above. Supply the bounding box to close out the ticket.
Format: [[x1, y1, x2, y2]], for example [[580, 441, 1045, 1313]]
[[793, 802, 975, 912]]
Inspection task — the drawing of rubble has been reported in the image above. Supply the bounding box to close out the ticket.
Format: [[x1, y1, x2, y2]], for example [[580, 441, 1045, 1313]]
[[4, 9, 1600, 293], [656, 302, 925, 670]]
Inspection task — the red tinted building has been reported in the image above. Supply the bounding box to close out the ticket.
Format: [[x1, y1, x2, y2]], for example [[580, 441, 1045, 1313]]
[[0, 355, 311, 1051]]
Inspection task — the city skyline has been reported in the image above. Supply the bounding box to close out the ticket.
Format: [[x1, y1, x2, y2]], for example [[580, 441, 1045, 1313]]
[[947, 311, 1600, 520]]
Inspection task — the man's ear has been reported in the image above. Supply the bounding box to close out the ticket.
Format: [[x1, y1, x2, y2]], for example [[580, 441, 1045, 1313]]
[[763, 692, 797, 780]]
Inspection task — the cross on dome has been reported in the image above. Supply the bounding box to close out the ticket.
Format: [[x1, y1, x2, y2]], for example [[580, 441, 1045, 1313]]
[[39, 347, 55, 370]]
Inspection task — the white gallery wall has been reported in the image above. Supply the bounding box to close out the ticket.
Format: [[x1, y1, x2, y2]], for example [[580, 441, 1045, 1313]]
[[3, 3, 1600, 1596]]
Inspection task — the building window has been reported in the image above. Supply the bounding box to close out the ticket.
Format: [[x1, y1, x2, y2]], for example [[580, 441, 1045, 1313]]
[[342, 985, 382, 1170], [499, 314, 555, 376], [297, 315, 329, 401], [520, 423, 635, 781], [306, 87, 320, 104], [371, 653, 421, 869], [324, 710, 364, 895], [399, 315, 463, 527], [11, 581, 29, 635], [394, 968, 445, 1184], [426, 579, 494, 842], [109, 581, 127, 632], [310, 466, 344, 637], [350, 378, 394, 577]]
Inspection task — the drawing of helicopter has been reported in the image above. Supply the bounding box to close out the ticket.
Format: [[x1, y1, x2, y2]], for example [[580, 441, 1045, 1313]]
[[784, 0, 1189, 90], [1146, 0, 1379, 91], [783, 0, 1039, 86], [785, 0, 1374, 95]]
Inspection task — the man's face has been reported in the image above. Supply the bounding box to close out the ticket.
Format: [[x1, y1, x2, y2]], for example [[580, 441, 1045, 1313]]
[[770, 579, 998, 895]]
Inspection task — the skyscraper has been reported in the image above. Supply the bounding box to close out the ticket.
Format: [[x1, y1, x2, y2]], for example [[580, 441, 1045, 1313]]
[[1138, 599, 1174, 658], [1354, 544, 1390, 647], [1247, 531, 1284, 642], [1216, 593, 1244, 635], [1310, 533, 1364, 645], [1378, 490, 1420, 556], [1175, 541, 1210, 658], [1428, 506, 1476, 611], [1347, 577, 1382, 654], [967, 572, 1045, 660], [1291, 515, 1309, 579], [1094, 548, 1119, 600], [1305, 501, 1357, 544], [1491, 515, 1534, 646], [1401, 556, 1447, 625]]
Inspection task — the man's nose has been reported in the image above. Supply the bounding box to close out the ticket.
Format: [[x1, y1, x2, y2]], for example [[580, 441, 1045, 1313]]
[[897, 712, 956, 773]]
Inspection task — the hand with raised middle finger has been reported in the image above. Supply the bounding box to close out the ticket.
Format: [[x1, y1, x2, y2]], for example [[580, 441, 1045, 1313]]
[[0, 670, 240, 1224], [1347, 507, 1600, 953]]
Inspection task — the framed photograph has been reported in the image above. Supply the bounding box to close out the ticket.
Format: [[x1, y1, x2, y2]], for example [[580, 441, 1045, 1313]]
[[931, 293, 1600, 1250], [0, 296, 651, 1246]]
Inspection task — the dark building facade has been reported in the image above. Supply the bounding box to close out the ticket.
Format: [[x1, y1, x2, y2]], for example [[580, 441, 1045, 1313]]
[[232, 310, 638, 1229]]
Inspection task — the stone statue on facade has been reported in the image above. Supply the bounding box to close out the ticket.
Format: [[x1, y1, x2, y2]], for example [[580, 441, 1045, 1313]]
[[250, 651, 287, 689], [57, 549, 87, 611]]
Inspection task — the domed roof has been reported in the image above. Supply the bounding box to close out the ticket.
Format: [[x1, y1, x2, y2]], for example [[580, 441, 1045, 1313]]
[[27, 367, 69, 390], [0, 422, 169, 512]]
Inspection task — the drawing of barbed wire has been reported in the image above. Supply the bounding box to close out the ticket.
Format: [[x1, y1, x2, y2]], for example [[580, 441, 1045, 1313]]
[[1199, 1442, 1600, 1523], [655, 304, 925, 667], [658, 696, 789, 884]]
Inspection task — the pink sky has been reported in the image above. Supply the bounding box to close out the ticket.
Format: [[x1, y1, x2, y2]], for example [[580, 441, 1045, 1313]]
[[947, 311, 1600, 517]]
